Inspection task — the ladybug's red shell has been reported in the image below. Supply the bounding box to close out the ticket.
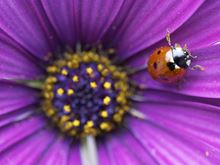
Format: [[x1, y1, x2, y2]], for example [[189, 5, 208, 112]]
[[147, 46, 186, 83]]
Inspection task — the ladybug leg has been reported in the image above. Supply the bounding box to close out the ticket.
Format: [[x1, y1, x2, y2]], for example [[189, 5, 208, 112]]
[[184, 44, 188, 50], [189, 54, 197, 59], [183, 43, 197, 59], [166, 30, 175, 57], [166, 30, 174, 49], [191, 64, 205, 71]]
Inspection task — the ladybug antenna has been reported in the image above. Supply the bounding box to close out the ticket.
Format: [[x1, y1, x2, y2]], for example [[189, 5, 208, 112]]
[[184, 44, 188, 50], [189, 54, 197, 59], [190, 64, 205, 71], [183, 44, 197, 59], [166, 30, 175, 58], [166, 30, 174, 49]]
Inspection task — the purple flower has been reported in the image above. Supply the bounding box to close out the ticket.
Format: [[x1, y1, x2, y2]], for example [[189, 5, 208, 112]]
[[0, 0, 220, 164]]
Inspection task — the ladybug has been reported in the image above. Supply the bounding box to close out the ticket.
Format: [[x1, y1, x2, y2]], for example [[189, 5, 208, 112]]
[[147, 32, 191, 83]]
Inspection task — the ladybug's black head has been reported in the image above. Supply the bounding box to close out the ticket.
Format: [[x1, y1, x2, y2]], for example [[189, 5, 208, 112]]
[[172, 48, 191, 69]]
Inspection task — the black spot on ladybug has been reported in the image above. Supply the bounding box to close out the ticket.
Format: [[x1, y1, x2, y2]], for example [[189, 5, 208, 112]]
[[167, 62, 175, 71], [157, 50, 161, 54], [153, 62, 157, 69]]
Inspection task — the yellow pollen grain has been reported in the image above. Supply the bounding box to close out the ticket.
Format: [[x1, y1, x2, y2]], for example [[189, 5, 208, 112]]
[[100, 110, 108, 118], [46, 108, 55, 116], [109, 66, 116, 72], [102, 69, 109, 76], [97, 64, 103, 71], [61, 69, 68, 76], [92, 54, 99, 62], [57, 88, 64, 95], [86, 67, 93, 74], [63, 105, 71, 113], [73, 120, 80, 127], [86, 121, 94, 127], [103, 96, 111, 105], [116, 95, 127, 104], [60, 115, 69, 122], [67, 89, 74, 95], [56, 59, 66, 67], [45, 84, 53, 91], [46, 76, 57, 83], [64, 122, 73, 130], [118, 109, 125, 115], [103, 82, 111, 89], [100, 122, 111, 131], [113, 113, 122, 122], [67, 61, 73, 68], [90, 81, 97, 88], [44, 92, 54, 99], [70, 130, 77, 136], [72, 75, 79, 82], [47, 66, 58, 73], [83, 54, 90, 62], [71, 60, 79, 68]]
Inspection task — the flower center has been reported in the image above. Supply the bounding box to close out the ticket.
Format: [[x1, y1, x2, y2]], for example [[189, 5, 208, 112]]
[[42, 52, 132, 138]]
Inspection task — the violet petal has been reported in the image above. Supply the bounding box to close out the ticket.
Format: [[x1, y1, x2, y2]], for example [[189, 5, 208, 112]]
[[39, 136, 71, 165], [0, 129, 56, 164], [70, 0, 124, 46], [0, 80, 39, 115], [41, 0, 78, 47], [0, 106, 35, 128], [128, 101, 220, 164], [0, 0, 60, 59], [0, 115, 46, 153], [0, 30, 43, 79], [67, 143, 81, 165], [98, 131, 158, 165]]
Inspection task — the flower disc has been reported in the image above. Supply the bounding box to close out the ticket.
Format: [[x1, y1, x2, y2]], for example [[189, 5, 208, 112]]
[[42, 52, 132, 138]]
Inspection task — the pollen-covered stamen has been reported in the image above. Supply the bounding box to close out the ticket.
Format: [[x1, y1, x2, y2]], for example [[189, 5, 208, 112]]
[[42, 52, 132, 138]]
